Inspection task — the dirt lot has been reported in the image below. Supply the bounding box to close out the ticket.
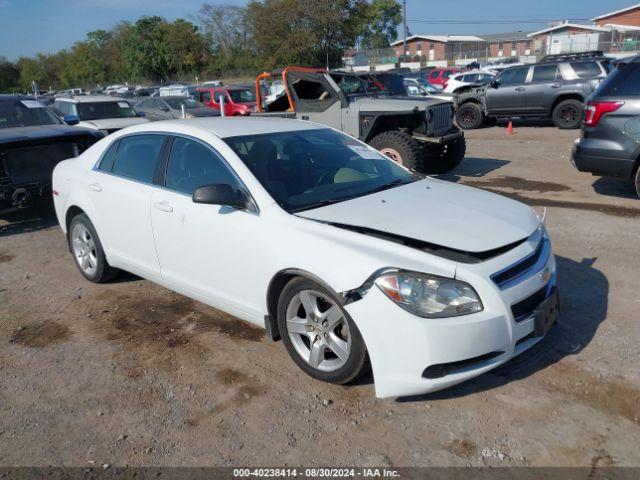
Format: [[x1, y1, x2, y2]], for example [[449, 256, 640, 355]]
[[1, 124, 639, 468]]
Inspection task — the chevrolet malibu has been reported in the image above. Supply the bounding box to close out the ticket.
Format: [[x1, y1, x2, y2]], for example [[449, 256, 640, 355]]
[[52, 118, 558, 398]]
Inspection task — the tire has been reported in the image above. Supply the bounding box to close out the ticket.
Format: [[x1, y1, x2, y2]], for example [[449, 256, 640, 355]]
[[552, 99, 583, 129], [456, 102, 484, 130], [68, 213, 118, 283], [277, 277, 368, 385], [635, 166, 640, 200], [422, 136, 467, 174], [369, 131, 423, 170]]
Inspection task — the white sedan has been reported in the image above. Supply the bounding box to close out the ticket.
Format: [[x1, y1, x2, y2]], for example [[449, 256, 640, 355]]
[[443, 71, 496, 93], [52, 118, 558, 398]]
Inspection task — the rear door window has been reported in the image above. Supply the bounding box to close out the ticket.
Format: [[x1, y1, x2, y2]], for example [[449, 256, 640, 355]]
[[531, 65, 559, 83], [98, 141, 119, 172], [570, 61, 602, 78], [112, 135, 166, 183]]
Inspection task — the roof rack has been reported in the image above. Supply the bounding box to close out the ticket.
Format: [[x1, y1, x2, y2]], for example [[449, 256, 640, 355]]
[[539, 51, 606, 63]]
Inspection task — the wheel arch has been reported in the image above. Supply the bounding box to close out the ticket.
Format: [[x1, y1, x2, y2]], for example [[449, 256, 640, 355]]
[[550, 93, 584, 114], [265, 268, 343, 342], [65, 205, 87, 234]]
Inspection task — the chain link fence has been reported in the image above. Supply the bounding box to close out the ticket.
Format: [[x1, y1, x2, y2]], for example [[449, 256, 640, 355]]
[[345, 37, 640, 71]]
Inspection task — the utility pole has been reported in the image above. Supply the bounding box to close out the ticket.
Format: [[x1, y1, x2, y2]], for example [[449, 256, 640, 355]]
[[402, 0, 407, 62]]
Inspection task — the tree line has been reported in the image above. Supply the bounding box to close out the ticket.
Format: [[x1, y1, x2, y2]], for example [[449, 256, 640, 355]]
[[0, 0, 401, 92]]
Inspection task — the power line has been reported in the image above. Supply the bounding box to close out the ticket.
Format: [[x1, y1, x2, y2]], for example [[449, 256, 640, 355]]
[[407, 19, 590, 25]]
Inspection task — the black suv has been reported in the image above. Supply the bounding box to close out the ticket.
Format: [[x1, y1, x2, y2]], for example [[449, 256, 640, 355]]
[[572, 56, 640, 197], [454, 55, 611, 130]]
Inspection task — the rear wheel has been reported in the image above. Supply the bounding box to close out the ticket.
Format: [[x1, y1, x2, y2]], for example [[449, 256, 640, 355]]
[[552, 99, 582, 129], [369, 131, 423, 170], [277, 277, 368, 385], [422, 136, 467, 174], [68, 213, 118, 283], [635, 166, 640, 199], [456, 102, 484, 130]]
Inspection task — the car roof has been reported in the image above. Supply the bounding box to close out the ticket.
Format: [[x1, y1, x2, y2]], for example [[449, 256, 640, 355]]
[[0, 94, 38, 102], [120, 117, 324, 139], [56, 95, 127, 103]]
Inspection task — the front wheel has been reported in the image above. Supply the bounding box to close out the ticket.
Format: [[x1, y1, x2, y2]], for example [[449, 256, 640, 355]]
[[552, 99, 583, 129], [635, 166, 640, 200], [277, 277, 368, 385], [456, 102, 484, 130], [422, 136, 467, 174], [369, 131, 423, 170]]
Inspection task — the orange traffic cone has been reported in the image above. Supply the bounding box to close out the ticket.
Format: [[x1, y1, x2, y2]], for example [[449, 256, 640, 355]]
[[506, 120, 514, 135]]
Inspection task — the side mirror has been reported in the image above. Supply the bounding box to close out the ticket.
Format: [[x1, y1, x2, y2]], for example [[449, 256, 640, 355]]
[[63, 114, 79, 126], [160, 107, 170, 112], [137, 111, 146, 117], [490, 79, 500, 88], [193, 184, 251, 210]]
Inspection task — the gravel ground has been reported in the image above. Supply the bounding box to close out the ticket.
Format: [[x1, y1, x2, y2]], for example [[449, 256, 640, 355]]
[[0, 124, 639, 468]]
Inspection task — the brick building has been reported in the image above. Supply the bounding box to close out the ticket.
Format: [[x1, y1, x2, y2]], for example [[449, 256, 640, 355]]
[[390, 35, 484, 62], [593, 3, 640, 27], [481, 32, 533, 59]]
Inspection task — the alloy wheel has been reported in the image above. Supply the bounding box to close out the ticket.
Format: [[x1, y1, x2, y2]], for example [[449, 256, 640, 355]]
[[71, 223, 98, 276], [285, 289, 351, 372]]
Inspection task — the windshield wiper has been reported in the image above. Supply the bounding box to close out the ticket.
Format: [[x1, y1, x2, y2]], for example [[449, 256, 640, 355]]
[[291, 196, 358, 213], [367, 179, 407, 194]]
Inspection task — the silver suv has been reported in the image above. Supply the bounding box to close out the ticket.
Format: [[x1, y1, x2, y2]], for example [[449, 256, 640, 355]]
[[455, 56, 611, 130], [572, 56, 640, 197]]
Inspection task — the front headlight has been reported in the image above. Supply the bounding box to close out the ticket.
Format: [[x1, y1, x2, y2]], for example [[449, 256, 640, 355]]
[[374, 271, 483, 318]]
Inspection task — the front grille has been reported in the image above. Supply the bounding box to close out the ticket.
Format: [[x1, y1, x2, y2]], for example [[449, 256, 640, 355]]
[[1, 143, 80, 184], [511, 284, 550, 322], [491, 237, 550, 289], [427, 104, 453, 135]]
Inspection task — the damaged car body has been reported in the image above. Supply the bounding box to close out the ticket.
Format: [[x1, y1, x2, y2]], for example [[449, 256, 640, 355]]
[[0, 95, 103, 209], [52, 117, 558, 399]]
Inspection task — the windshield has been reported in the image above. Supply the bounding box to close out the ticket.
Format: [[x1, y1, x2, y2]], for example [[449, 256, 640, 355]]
[[228, 89, 256, 103], [166, 98, 203, 109], [334, 73, 406, 97], [76, 101, 137, 120], [224, 128, 421, 213], [0, 100, 62, 129]]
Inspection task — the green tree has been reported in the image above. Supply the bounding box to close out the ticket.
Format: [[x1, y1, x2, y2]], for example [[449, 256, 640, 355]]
[[0, 57, 20, 92], [244, 0, 367, 69], [359, 0, 402, 49], [122, 16, 209, 82]]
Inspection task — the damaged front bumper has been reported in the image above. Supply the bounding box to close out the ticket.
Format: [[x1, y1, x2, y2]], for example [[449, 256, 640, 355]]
[[343, 239, 557, 399]]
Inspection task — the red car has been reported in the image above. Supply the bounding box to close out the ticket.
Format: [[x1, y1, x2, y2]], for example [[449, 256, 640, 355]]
[[427, 68, 463, 89], [197, 86, 257, 116]]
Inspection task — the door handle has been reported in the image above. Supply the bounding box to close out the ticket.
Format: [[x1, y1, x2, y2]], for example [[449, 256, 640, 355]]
[[153, 201, 173, 213], [515, 87, 526, 92], [550, 84, 561, 89], [89, 183, 102, 192]]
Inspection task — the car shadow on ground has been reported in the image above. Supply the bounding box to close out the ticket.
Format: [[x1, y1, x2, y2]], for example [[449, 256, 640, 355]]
[[436, 156, 510, 183], [0, 203, 58, 237], [592, 176, 638, 200], [396, 255, 609, 403]]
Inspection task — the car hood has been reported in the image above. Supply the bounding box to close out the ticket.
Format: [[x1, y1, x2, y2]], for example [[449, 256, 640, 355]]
[[350, 96, 451, 112], [296, 179, 539, 254], [0, 124, 99, 144], [78, 117, 149, 130]]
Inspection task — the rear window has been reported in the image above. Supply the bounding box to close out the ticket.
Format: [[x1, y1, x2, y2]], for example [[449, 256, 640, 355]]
[[570, 61, 602, 78], [595, 63, 640, 97]]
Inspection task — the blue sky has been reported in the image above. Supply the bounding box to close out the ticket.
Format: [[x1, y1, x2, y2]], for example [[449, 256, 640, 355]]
[[0, 0, 634, 59]]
